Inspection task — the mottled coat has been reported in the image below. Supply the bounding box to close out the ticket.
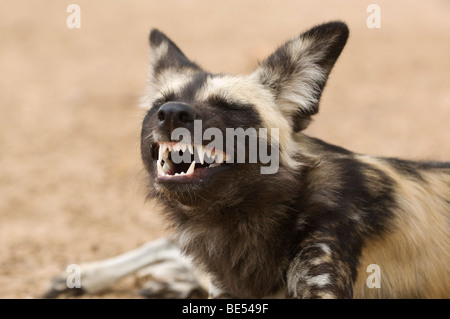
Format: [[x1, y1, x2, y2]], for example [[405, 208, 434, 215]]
[[140, 22, 450, 298]]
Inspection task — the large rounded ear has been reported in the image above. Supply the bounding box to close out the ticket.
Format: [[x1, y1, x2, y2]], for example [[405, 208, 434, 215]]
[[143, 29, 203, 107], [251, 22, 349, 131]]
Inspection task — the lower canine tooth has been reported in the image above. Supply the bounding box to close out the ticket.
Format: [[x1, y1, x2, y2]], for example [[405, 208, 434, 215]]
[[186, 161, 195, 175], [162, 162, 171, 174], [157, 159, 162, 174]]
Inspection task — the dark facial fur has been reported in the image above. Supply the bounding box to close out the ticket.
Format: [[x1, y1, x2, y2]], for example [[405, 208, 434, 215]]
[[140, 22, 450, 298]]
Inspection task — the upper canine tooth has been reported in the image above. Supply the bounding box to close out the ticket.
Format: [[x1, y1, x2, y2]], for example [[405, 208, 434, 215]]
[[215, 151, 224, 164], [158, 144, 163, 161], [211, 148, 223, 164], [196, 145, 204, 164], [188, 144, 193, 155], [205, 148, 212, 158], [163, 147, 170, 160], [157, 159, 163, 174]]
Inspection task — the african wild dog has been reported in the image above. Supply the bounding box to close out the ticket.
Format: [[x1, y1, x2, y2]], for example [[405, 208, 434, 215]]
[[139, 21, 449, 299], [44, 21, 449, 299]]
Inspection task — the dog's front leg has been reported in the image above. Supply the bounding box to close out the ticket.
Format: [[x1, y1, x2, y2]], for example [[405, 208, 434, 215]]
[[286, 239, 355, 299], [42, 237, 185, 297]]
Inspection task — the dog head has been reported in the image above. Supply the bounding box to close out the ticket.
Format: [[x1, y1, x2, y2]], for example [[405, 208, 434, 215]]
[[141, 22, 348, 208]]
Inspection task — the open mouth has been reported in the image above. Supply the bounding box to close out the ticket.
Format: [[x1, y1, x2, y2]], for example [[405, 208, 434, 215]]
[[155, 142, 232, 182]]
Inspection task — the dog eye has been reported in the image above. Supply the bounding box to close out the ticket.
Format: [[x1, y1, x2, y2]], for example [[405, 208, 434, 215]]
[[208, 96, 249, 111]]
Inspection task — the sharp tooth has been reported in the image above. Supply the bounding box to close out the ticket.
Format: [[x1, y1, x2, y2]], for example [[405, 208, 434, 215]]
[[181, 144, 187, 152], [158, 145, 163, 161], [188, 144, 193, 155], [158, 159, 168, 175], [205, 147, 212, 158], [173, 143, 180, 152], [161, 143, 168, 158], [164, 147, 170, 161], [186, 161, 195, 175], [204, 147, 214, 164], [162, 162, 171, 174], [215, 150, 224, 164], [196, 145, 204, 164], [157, 159, 162, 174]]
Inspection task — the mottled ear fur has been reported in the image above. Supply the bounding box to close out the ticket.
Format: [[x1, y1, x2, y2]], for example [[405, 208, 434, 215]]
[[143, 29, 202, 105], [148, 29, 201, 76], [252, 22, 349, 131]]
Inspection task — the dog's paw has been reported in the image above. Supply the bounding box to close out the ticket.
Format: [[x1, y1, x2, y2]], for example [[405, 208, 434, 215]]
[[135, 260, 207, 299], [41, 273, 86, 298], [41, 261, 117, 298]]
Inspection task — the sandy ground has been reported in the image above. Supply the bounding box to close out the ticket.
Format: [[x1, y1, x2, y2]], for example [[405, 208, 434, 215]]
[[0, 0, 449, 298]]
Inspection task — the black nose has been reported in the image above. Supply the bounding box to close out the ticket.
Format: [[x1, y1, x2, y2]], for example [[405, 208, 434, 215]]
[[158, 102, 196, 131]]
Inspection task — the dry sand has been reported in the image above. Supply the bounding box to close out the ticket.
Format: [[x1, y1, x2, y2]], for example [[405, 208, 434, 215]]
[[0, 0, 449, 298]]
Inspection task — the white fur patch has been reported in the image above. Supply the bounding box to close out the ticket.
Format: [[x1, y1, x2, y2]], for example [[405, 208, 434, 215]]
[[306, 273, 331, 288], [313, 243, 332, 256]]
